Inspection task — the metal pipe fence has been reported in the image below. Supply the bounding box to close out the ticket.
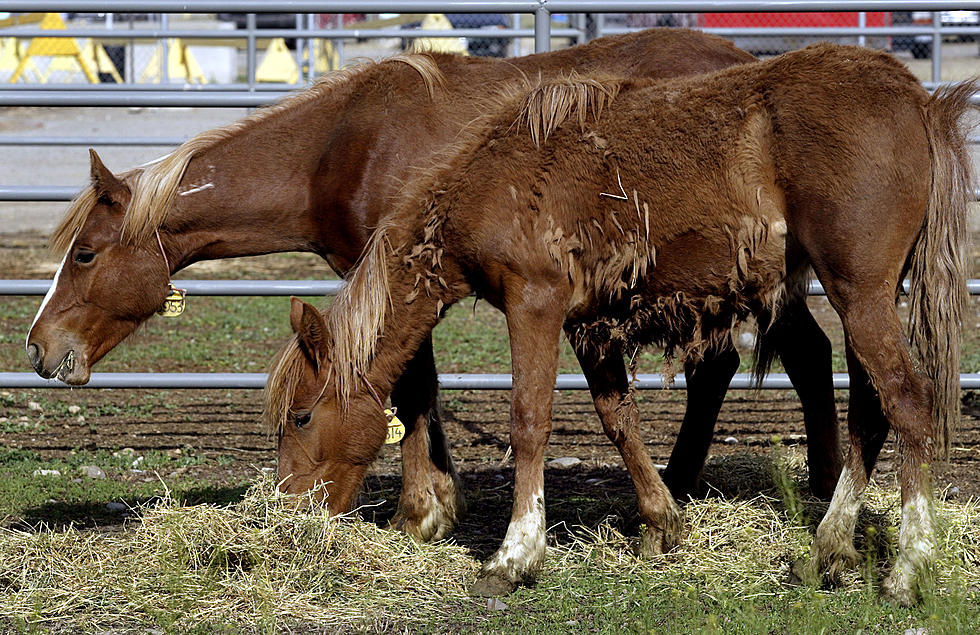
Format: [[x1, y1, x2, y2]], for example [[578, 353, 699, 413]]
[[2, 1, 979, 392], [2, 371, 979, 391]]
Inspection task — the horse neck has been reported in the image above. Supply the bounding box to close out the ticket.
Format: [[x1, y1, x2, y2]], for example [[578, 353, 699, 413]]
[[351, 239, 470, 403], [158, 88, 354, 271]]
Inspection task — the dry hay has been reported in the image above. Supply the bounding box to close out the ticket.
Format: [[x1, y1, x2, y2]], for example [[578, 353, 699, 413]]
[[0, 457, 977, 630], [546, 451, 980, 599], [0, 476, 478, 630]]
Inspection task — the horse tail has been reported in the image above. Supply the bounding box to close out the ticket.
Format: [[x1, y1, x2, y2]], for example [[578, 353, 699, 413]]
[[519, 72, 622, 147], [328, 225, 392, 406], [909, 80, 977, 459]]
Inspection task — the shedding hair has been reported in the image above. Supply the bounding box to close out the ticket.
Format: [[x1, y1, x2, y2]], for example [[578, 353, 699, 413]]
[[519, 72, 621, 147], [907, 79, 978, 458], [49, 54, 446, 253]]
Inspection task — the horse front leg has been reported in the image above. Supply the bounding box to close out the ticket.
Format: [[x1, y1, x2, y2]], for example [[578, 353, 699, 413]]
[[661, 341, 740, 501], [389, 337, 464, 541], [574, 343, 682, 554], [471, 278, 568, 596]]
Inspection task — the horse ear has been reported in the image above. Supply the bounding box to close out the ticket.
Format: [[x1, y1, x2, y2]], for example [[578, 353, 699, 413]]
[[88, 149, 129, 203], [290, 297, 329, 368]]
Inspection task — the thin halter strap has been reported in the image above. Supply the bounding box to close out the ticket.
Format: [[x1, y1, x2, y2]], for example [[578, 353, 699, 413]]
[[357, 369, 388, 413], [155, 229, 170, 274]]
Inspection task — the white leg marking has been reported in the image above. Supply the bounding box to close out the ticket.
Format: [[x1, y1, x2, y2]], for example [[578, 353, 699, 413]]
[[820, 465, 864, 538], [484, 490, 546, 583], [885, 492, 936, 602], [812, 465, 865, 571], [27, 250, 69, 348]]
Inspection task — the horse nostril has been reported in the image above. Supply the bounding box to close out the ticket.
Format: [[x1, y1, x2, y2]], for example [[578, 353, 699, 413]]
[[26, 343, 42, 370]]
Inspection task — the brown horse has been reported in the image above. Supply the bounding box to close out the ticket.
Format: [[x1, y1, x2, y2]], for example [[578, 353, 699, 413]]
[[265, 45, 975, 602], [24, 29, 841, 541]]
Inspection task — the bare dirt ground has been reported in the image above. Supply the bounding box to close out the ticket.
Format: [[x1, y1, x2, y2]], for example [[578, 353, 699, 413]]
[[2, 232, 979, 550]]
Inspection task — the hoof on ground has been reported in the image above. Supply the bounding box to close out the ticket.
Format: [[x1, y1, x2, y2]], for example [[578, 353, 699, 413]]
[[470, 571, 517, 597], [388, 507, 454, 543], [787, 557, 819, 587], [815, 549, 858, 587], [638, 507, 683, 557], [882, 573, 918, 607]]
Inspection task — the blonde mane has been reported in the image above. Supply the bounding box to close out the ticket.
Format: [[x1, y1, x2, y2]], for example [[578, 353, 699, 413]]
[[326, 225, 392, 406], [263, 225, 394, 433], [262, 336, 306, 435], [518, 73, 621, 147], [50, 53, 446, 254]]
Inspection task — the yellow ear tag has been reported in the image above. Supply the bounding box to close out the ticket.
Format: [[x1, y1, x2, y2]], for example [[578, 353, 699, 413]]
[[157, 284, 186, 318], [384, 408, 405, 444]]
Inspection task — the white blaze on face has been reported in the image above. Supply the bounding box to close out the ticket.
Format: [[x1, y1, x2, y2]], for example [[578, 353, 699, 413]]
[[27, 249, 70, 349]]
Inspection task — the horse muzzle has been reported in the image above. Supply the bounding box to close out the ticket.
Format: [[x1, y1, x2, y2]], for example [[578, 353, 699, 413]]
[[26, 338, 91, 385]]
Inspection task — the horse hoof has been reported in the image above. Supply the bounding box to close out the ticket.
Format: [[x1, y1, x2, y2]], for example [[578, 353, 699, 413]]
[[470, 571, 517, 597], [787, 557, 819, 587], [389, 504, 455, 542], [812, 545, 858, 586], [638, 510, 683, 557], [882, 574, 917, 607]]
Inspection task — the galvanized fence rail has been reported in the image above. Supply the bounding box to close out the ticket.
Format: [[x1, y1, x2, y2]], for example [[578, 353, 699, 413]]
[[2, 1, 979, 391]]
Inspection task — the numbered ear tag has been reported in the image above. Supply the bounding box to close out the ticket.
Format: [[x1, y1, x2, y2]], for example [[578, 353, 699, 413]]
[[157, 283, 186, 318], [384, 408, 405, 444]]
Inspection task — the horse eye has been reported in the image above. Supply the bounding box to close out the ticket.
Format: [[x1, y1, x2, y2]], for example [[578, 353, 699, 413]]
[[294, 411, 312, 429], [73, 249, 96, 265]]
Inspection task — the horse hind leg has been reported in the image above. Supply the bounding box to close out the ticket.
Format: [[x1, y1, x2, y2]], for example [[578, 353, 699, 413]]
[[575, 342, 683, 554], [660, 340, 740, 501], [812, 288, 936, 604], [806, 341, 889, 584], [388, 337, 465, 541]]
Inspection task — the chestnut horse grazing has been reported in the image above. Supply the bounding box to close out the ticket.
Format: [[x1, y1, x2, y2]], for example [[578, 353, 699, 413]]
[[265, 45, 975, 602], [25, 30, 844, 534]]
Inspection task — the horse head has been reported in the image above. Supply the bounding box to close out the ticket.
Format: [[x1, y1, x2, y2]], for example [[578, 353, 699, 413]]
[[264, 297, 390, 511], [25, 150, 171, 385]]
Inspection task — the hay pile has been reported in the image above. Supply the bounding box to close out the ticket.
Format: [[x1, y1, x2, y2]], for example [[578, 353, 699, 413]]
[[0, 477, 478, 630], [0, 457, 977, 630], [548, 453, 980, 599]]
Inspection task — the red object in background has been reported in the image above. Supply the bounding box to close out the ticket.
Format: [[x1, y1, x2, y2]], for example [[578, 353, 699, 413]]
[[699, 12, 891, 28], [314, 14, 366, 28]]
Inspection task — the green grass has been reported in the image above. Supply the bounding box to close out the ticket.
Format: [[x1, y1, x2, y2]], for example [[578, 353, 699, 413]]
[[0, 446, 247, 528]]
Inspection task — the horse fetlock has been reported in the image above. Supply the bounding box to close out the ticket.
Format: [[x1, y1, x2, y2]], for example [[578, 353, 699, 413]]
[[430, 463, 466, 522], [881, 494, 937, 605], [882, 564, 925, 607], [390, 487, 458, 542]]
